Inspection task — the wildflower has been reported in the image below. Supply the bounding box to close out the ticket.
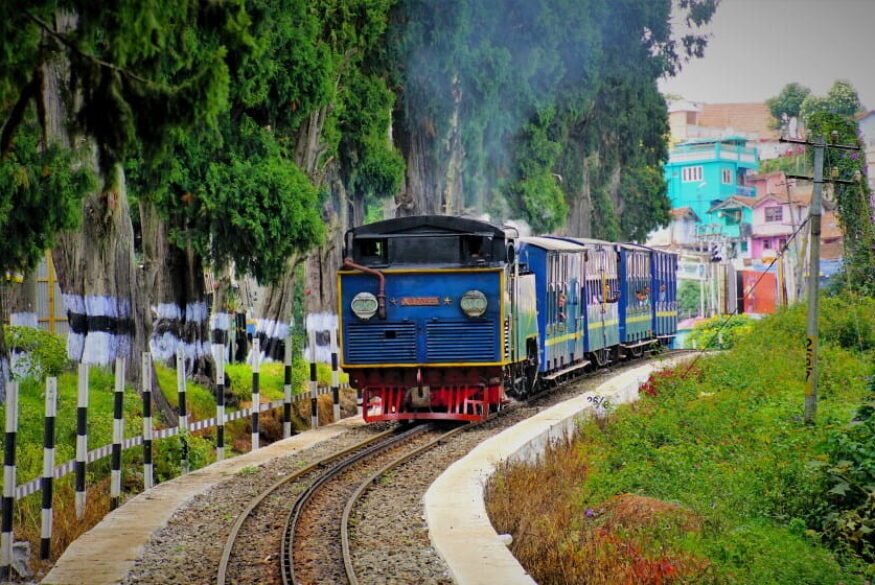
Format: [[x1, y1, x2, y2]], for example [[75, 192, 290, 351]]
[[585, 508, 595, 518]]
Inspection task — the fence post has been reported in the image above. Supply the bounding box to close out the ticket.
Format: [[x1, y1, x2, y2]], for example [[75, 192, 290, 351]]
[[75, 363, 88, 519], [283, 333, 293, 439], [176, 346, 189, 474], [251, 338, 260, 450], [309, 329, 318, 429], [215, 345, 225, 461], [330, 328, 340, 423], [1, 381, 18, 579], [111, 358, 125, 510], [142, 353, 154, 490], [40, 377, 57, 559]]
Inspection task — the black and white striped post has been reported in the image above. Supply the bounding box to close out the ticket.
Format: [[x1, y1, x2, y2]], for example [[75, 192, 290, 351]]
[[1, 381, 18, 579], [250, 338, 260, 450], [308, 329, 318, 429], [215, 345, 226, 461], [75, 363, 88, 519], [283, 333, 293, 439], [40, 377, 57, 559], [330, 328, 340, 422], [142, 353, 154, 490], [110, 357, 125, 510], [176, 346, 189, 474]]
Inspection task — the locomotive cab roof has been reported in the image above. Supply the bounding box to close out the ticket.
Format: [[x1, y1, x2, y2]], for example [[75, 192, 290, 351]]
[[345, 215, 510, 268]]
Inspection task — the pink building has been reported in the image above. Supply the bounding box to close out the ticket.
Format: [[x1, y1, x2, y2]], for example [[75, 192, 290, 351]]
[[750, 193, 810, 259]]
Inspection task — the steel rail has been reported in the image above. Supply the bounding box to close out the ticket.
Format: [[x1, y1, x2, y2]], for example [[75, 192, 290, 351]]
[[215, 429, 395, 585], [281, 423, 434, 585], [340, 423, 471, 585]]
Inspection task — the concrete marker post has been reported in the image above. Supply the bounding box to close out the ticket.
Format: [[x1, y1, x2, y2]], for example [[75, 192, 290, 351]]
[[308, 329, 318, 429], [74, 363, 88, 519], [40, 377, 57, 559], [0, 381, 18, 579], [330, 328, 340, 422], [142, 353, 154, 490], [176, 346, 189, 474], [283, 332, 293, 438], [215, 345, 226, 461], [110, 358, 125, 510], [250, 338, 260, 450]]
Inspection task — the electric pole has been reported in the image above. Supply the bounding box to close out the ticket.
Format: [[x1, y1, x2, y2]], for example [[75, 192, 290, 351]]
[[781, 135, 860, 423]]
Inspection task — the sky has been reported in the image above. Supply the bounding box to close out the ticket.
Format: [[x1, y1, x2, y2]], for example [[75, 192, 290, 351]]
[[659, 0, 875, 110]]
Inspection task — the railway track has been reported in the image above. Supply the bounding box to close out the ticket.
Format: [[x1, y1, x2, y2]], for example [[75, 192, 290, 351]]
[[215, 348, 693, 585]]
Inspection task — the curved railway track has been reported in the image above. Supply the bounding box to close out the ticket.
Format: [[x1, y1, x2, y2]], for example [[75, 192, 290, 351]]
[[215, 348, 693, 585]]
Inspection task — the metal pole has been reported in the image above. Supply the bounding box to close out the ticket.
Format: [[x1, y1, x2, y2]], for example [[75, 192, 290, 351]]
[[215, 345, 226, 461], [250, 338, 260, 450], [0, 381, 18, 579], [804, 140, 825, 423], [330, 328, 340, 422], [142, 353, 154, 490], [111, 358, 125, 509], [176, 346, 189, 473], [40, 377, 57, 559], [75, 363, 88, 519], [283, 332, 293, 438], [309, 329, 318, 429]]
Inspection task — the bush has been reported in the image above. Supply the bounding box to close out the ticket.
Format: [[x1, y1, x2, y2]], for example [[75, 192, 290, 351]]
[[4, 325, 70, 378], [685, 314, 755, 350], [809, 374, 875, 566]]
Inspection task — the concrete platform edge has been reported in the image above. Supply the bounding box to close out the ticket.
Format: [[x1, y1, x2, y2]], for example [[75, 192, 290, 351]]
[[424, 356, 692, 585]]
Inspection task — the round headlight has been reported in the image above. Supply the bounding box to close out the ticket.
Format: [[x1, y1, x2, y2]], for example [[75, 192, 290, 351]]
[[351, 292, 379, 320], [460, 290, 488, 318]]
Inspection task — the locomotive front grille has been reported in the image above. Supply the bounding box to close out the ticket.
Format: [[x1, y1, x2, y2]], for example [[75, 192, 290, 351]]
[[345, 322, 417, 364], [426, 321, 497, 362]]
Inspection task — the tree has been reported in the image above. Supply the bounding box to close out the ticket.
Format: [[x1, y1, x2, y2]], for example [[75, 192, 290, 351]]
[[0, 1, 237, 388], [767, 82, 811, 120], [800, 80, 864, 123], [389, 0, 716, 236]]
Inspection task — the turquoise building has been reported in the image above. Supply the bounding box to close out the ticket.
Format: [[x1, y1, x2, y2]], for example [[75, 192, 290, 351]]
[[663, 136, 759, 224]]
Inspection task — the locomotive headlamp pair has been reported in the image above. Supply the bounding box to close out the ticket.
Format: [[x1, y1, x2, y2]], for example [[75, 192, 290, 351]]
[[350, 289, 487, 319]]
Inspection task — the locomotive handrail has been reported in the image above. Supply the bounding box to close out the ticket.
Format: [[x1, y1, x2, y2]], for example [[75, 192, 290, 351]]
[[343, 257, 387, 319]]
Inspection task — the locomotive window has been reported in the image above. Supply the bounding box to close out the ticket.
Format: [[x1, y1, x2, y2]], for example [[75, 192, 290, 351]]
[[390, 235, 460, 264], [356, 238, 388, 265]]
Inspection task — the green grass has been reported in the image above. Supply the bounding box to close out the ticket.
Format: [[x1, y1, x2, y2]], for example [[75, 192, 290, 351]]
[[576, 296, 875, 583], [154, 363, 216, 421]]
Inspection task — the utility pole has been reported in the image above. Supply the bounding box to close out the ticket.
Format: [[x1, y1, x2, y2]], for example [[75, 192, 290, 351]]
[[781, 135, 860, 423], [804, 140, 824, 422]]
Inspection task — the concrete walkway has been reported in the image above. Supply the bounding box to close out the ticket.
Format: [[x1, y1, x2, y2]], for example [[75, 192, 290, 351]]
[[42, 416, 365, 585], [424, 357, 690, 585]]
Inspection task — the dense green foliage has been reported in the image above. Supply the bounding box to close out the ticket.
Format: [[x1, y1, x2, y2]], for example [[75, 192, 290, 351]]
[[805, 111, 875, 295], [391, 0, 714, 234], [578, 297, 875, 582], [800, 81, 863, 123], [766, 82, 811, 121], [678, 280, 701, 319], [2, 326, 69, 378], [0, 121, 95, 274], [685, 313, 755, 350]]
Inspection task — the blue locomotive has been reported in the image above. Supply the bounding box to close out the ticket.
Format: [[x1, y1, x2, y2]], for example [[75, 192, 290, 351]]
[[338, 215, 677, 422]]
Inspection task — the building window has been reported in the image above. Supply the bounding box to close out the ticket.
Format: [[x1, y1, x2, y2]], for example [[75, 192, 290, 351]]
[[741, 241, 748, 252], [765, 206, 783, 222], [721, 168, 732, 184], [681, 166, 703, 183]]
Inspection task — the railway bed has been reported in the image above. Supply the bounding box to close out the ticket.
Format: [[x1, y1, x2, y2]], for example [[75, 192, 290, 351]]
[[45, 352, 686, 585]]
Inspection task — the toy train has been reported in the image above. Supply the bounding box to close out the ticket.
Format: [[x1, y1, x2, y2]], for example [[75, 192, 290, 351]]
[[338, 215, 678, 422]]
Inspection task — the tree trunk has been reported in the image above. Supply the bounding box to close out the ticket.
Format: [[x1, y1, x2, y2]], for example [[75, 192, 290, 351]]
[[7, 271, 39, 378], [41, 12, 148, 384], [565, 151, 596, 237], [140, 201, 211, 376], [0, 283, 9, 399]]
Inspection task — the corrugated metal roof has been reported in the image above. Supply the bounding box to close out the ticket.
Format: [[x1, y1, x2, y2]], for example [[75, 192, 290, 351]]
[[518, 236, 585, 251]]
